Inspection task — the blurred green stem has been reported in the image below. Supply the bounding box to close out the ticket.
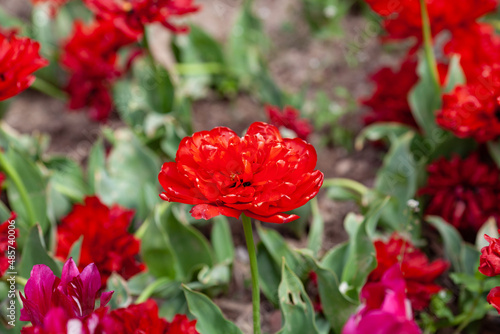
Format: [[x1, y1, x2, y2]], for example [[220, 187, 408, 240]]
[[31, 78, 67, 100], [0, 148, 37, 226], [242, 214, 261, 334], [322, 178, 368, 196], [419, 0, 440, 89], [454, 282, 484, 334], [135, 277, 171, 304]]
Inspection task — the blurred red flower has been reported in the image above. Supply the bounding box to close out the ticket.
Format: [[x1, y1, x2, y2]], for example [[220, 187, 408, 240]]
[[487, 287, 500, 313], [265, 105, 313, 141], [419, 153, 500, 235], [159, 122, 324, 224], [437, 84, 500, 142], [479, 232, 500, 277], [343, 264, 422, 334], [362, 59, 419, 128], [364, 0, 497, 44], [56, 196, 145, 286], [368, 233, 449, 310], [165, 314, 199, 334], [83, 0, 200, 39], [0, 33, 47, 101], [61, 21, 135, 121], [0, 212, 16, 277]]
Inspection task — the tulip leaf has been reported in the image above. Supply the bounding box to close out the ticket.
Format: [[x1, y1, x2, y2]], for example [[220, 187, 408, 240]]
[[162, 207, 214, 280], [5, 147, 48, 232], [68, 236, 83, 266], [409, 53, 442, 135], [307, 198, 324, 257], [106, 273, 132, 309], [277, 260, 319, 334], [321, 242, 349, 278], [427, 216, 463, 272], [476, 218, 499, 251], [19, 225, 61, 278], [443, 55, 465, 93], [211, 216, 235, 265], [355, 123, 413, 149], [87, 139, 106, 195], [140, 211, 177, 279], [183, 286, 243, 334], [257, 242, 281, 307], [300, 252, 357, 334]]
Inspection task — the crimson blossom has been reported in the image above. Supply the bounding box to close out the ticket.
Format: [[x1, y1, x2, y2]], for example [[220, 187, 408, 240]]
[[83, 0, 200, 39], [61, 21, 136, 121], [265, 105, 313, 141], [158, 122, 324, 224], [479, 232, 500, 313], [0, 32, 48, 101], [368, 233, 449, 311], [343, 264, 422, 334], [419, 153, 500, 236], [56, 196, 145, 287]]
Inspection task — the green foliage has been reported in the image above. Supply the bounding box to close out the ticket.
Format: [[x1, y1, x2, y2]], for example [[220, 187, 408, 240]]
[[19, 225, 61, 278], [301, 0, 354, 38]]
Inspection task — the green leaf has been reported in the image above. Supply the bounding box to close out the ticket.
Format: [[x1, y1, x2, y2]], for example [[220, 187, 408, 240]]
[[257, 242, 281, 307], [183, 286, 243, 334], [19, 225, 61, 278], [355, 123, 413, 149], [5, 148, 48, 231], [162, 207, 214, 280], [45, 156, 88, 202], [300, 253, 356, 334], [307, 198, 324, 257], [68, 236, 83, 265], [409, 53, 442, 135], [106, 273, 132, 309], [487, 140, 500, 169], [321, 242, 349, 279], [211, 216, 235, 264], [427, 216, 463, 272], [277, 260, 319, 334], [443, 55, 465, 93], [476, 218, 498, 251], [87, 139, 106, 195], [140, 209, 177, 279], [257, 226, 307, 278]]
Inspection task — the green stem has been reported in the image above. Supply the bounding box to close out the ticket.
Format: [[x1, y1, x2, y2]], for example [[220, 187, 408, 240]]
[[453, 282, 484, 334], [174, 63, 226, 76], [135, 277, 171, 304], [30, 78, 67, 100], [322, 178, 368, 195], [419, 0, 440, 89], [0, 149, 37, 226], [242, 214, 261, 334]]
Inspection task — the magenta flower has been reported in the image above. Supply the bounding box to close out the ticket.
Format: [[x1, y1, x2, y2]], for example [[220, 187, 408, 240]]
[[20, 258, 112, 331], [342, 264, 422, 334]]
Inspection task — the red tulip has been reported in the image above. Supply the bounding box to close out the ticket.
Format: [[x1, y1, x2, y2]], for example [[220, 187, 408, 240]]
[[479, 232, 500, 277], [158, 122, 324, 224], [265, 105, 313, 141]]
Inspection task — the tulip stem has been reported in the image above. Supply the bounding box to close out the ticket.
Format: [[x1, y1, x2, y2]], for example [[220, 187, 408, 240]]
[[242, 214, 261, 334], [30, 78, 67, 100], [419, 0, 440, 89]]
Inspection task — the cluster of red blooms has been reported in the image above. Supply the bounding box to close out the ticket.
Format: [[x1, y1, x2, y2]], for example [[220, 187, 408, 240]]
[[56, 196, 145, 286], [20, 258, 199, 333], [265, 105, 313, 141], [368, 233, 449, 310], [0, 29, 47, 101], [158, 122, 324, 224], [479, 231, 500, 313], [419, 153, 500, 237], [59, 0, 199, 121]]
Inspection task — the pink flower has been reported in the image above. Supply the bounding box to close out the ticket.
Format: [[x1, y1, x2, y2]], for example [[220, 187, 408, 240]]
[[342, 265, 422, 334], [20, 258, 112, 331]]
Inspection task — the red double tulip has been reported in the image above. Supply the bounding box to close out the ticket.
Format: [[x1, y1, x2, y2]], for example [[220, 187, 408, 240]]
[[0, 33, 48, 101], [159, 122, 324, 224], [479, 232, 500, 277]]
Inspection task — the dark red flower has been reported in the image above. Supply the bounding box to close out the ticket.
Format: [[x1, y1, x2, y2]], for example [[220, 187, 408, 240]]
[[165, 314, 199, 334], [0, 212, 16, 277], [368, 233, 449, 310], [265, 105, 313, 141], [0, 33, 48, 101], [158, 122, 324, 224], [83, 0, 200, 39], [61, 21, 135, 121], [487, 287, 500, 314], [479, 232, 500, 277], [362, 59, 419, 128], [100, 300, 170, 333], [56, 196, 145, 286], [20, 258, 113, 332], [419, 153, 500, 235]]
